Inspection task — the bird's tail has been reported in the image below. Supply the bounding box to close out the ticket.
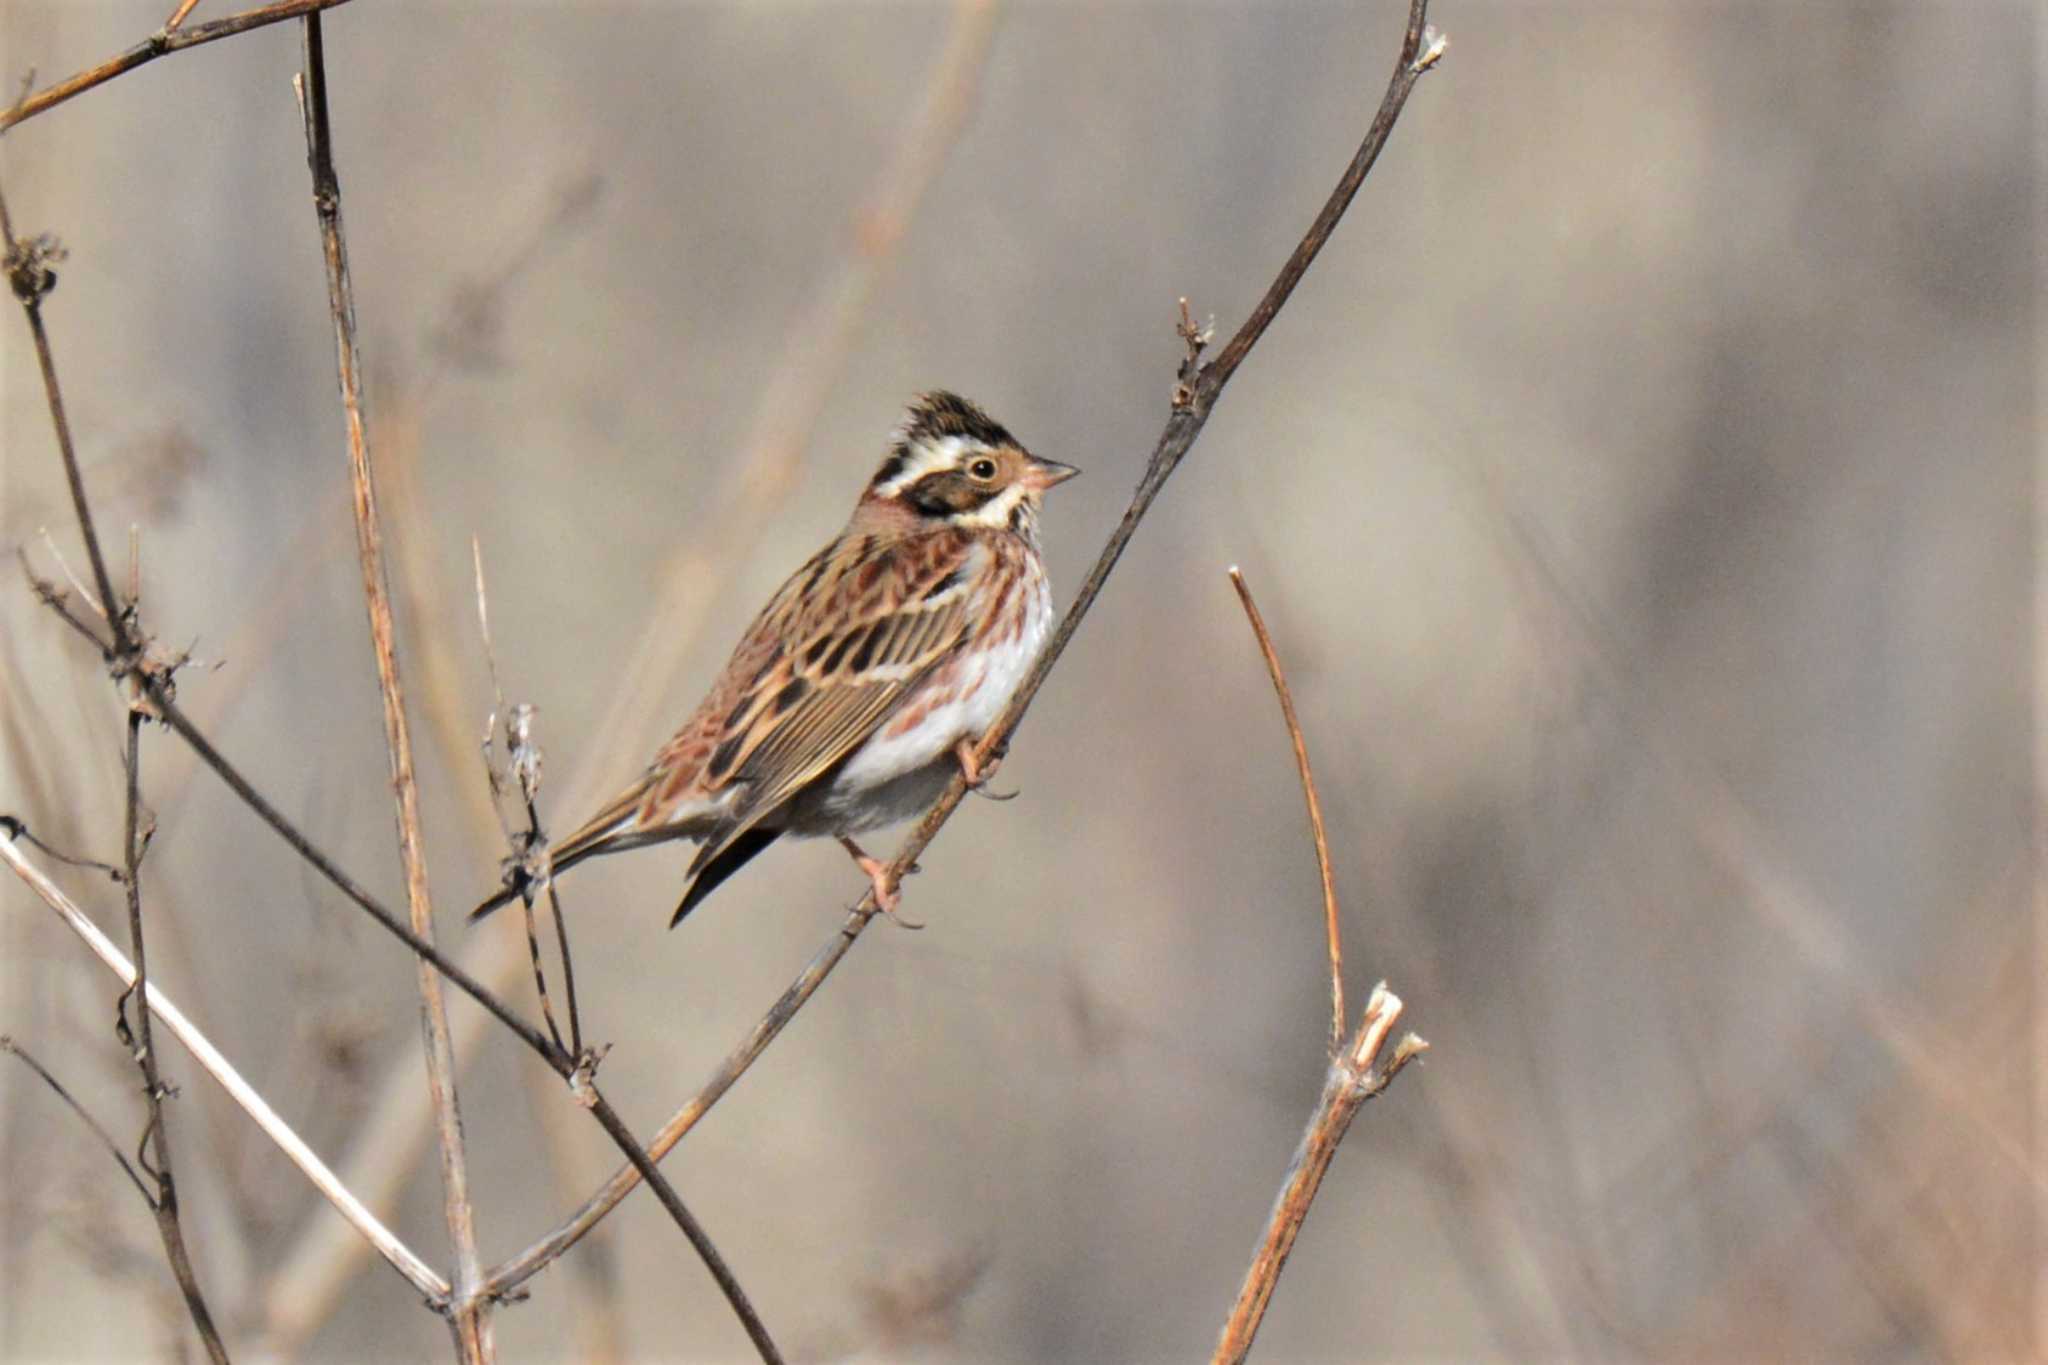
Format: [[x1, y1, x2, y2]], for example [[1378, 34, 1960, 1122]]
[[466, 776, 657, 923]]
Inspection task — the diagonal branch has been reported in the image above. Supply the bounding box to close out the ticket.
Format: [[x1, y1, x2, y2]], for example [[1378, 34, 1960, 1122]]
[[0, 826, 450, 1303], [0, 0, 354, 134], [1, 1034, 157, 1210], [489, 0, 1445, 1291]]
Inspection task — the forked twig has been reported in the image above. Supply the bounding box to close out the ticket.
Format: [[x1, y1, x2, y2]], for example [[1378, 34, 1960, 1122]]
[[1207, 565, 1428, 1361], [1212, 985, 1427, 1364], [1229, 567, 1345, 1057]]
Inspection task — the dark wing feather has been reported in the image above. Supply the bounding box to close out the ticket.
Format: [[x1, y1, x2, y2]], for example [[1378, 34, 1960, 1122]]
[[680, 537, 979, 882]]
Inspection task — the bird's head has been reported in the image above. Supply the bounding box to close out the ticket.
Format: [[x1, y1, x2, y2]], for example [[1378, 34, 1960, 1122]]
[[859, 392, 1077, 539]]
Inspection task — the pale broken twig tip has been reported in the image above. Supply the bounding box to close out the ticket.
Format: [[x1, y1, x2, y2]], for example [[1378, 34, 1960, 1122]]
[[1411, 25, 1448, 75]]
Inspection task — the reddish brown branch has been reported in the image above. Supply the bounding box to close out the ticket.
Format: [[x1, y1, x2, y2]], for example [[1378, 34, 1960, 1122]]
[[1213, 985, 1427, 1364], [1229, 567, 1346, 1057]]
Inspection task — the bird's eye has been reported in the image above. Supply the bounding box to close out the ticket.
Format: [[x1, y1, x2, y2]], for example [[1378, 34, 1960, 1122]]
[[968, 458, 998, 481]]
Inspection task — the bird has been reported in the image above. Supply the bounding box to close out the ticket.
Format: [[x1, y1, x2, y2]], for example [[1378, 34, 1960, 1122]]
[[469, 391, 1077, 929]]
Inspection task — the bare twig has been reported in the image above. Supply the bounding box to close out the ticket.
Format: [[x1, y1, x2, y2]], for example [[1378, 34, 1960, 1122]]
[[1229, 567, 1345, 1057], [1213, 984, 1427, 1364], [117, 710, 231, 1365], [0, 827, 449, 1303], [490, 0, 1443, 1292], [0, 0, 354, 133], [1, 1035, 156, 1208], [1, 161, 230, 1365], [297, 18, 776, 1360], [474, 541, 581, 1057], [268, 0, 1002, 1322], [163, 0, 207, 35]]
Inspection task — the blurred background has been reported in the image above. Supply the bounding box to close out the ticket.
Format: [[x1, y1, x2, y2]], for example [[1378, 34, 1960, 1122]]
[[0, 1, 2035, 1360]]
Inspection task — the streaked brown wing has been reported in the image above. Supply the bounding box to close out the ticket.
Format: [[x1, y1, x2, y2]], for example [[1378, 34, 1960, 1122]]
[[683, 535, 978, 878]]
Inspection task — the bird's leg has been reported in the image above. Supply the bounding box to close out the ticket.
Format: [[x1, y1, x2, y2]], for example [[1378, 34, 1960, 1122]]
[[957, 736, 1018, 801], [837, 836, 923, 929]]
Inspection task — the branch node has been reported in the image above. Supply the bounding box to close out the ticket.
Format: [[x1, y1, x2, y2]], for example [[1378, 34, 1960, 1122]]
[[568, 1044, 611, 1108], [1171, 296, 1214, 410], [5, 231, 66, 303]]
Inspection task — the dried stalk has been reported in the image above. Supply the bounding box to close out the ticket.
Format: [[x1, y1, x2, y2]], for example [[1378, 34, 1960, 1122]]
[[0, 828, 449, 1302], [1, 181, 230, 1363], [293, 17, 487, 1359], [295, 15, 779, 1361]]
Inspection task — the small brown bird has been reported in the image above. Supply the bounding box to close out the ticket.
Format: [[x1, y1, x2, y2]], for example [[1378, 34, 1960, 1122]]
[[470, 392, 1076, 928]]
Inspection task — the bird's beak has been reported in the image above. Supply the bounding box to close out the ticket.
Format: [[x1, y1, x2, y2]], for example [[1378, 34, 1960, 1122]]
[[1025, 455, 1080, 491]]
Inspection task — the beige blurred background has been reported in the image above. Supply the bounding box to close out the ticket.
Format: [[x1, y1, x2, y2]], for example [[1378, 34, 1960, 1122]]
[[0, 1, 2036, 1361]]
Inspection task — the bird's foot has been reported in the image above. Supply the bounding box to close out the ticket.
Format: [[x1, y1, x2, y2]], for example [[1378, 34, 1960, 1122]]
[[839, 837, 923, 929], [956, 738, 1018, 800]]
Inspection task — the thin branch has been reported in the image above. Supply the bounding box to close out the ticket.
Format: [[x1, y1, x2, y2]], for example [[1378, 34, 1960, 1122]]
[[2, 147, 230, 1365], [295, 14, 485, 1356], [284, 0, 1002, 1315], [298, 17, 775, 1360], [1229, 567, 1344, 1057], [1213, 984, 1427, 1365], [118, 707, 231, 1365], [1, 1034, 156, 1208], [1199, 11, 1445, 394], [0, 827, 450, 1303], [489, 0, 1443, 1292], [0, 0, 354, 134], [485, 909, 866, 1297], [0, 198, 118, 636]]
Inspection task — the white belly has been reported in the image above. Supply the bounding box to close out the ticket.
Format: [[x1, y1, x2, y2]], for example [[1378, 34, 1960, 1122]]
[[796, 572, 1052, 833]]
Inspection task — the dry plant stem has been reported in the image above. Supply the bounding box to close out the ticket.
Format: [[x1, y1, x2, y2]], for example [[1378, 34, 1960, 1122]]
[[296, 19, 777, 1359], [1213, 985, 1424, 1365], [285, 4, 999, 1318], [489, 0, 1442, 1292], [121, 712, 232, 1365], [1, 1035, 155, 1209], [1228, 568, 1344, 1057], [295, 18, 485, 1359], [0, 830, 449, 1301], [0, 0, 353, 133], [1, 180, 229, 1365]]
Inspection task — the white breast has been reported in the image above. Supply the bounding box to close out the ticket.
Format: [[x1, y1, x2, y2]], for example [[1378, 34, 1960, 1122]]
[[830, 570, 1053, 797]]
